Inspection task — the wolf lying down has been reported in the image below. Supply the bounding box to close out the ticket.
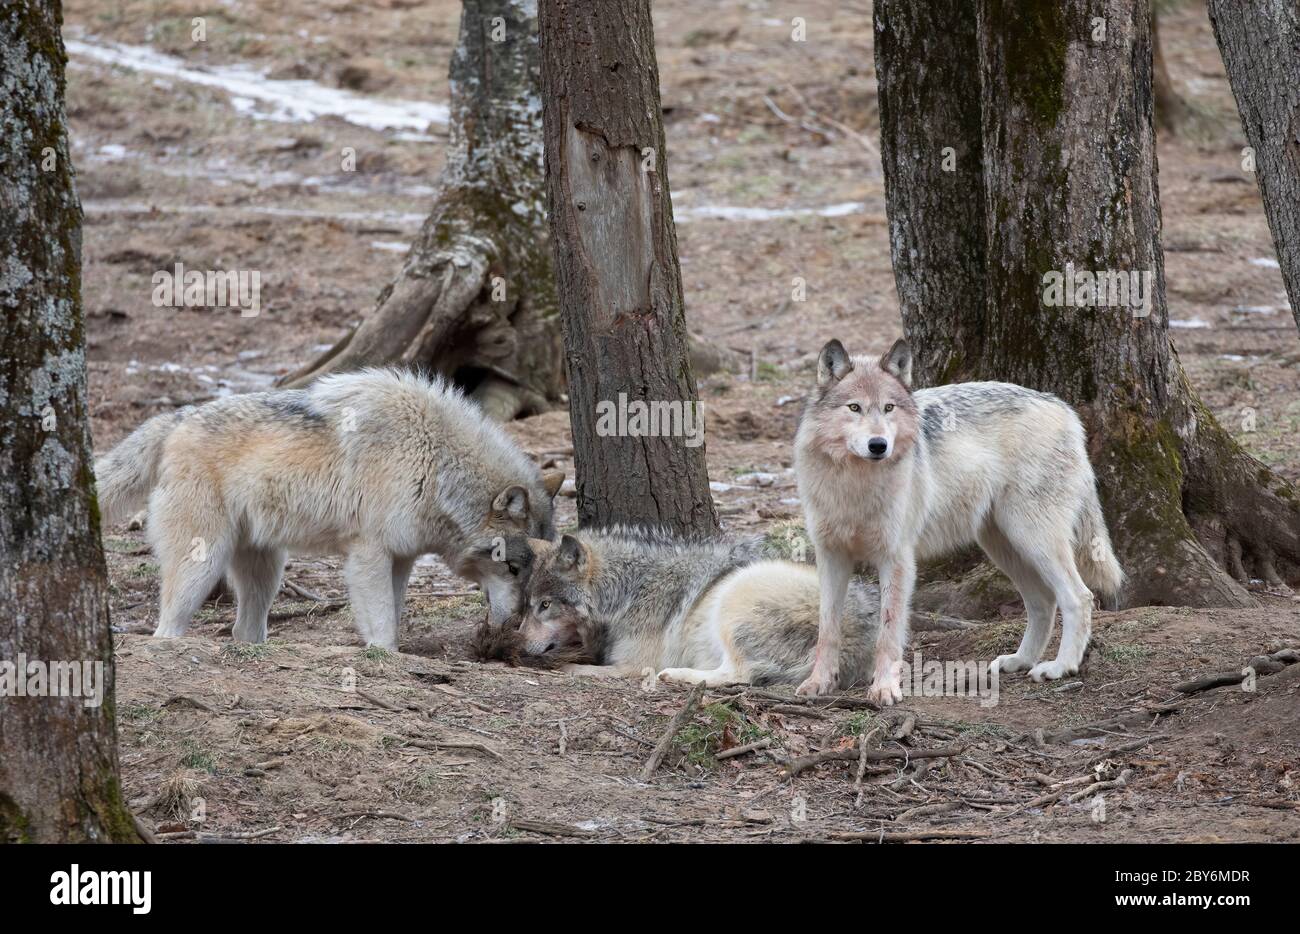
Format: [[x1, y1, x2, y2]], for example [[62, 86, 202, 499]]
[[508, 527, 880, 687]]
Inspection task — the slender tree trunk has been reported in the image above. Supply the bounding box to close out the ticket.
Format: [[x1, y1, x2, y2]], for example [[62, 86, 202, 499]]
[[0, 0, 142, 843], [875, 0, 1300, 607], [281, 0, 563, 420], [539, 0, 719, 536], [1208, 0, 1300, 334], [873, 0, 987, 385]]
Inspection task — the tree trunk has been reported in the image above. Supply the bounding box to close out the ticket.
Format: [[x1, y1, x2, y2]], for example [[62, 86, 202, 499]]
[[875, 0, 1300, 607], [0, 0, 142, 843], [539, 0, 719, 536], [1208, 0, 1300, 335], [281, 0, 563, 421]]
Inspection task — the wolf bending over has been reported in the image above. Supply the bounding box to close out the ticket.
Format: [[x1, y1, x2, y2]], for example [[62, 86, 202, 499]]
[[795, 339, 1123, 705], [514, 527, 878, 687], [95, 369, 562, 650]]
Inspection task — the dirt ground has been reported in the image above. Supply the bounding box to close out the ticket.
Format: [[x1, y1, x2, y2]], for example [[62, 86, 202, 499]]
[[66, 0, 1300, 842]]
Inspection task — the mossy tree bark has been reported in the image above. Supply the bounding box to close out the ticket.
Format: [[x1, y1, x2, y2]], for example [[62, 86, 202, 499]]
[[1208, 0, 1300, 335], [538, 0, 719, 536], [0, 0, 143, 842], [875, 0, 1300, 607], [281, 0, 563, 421]]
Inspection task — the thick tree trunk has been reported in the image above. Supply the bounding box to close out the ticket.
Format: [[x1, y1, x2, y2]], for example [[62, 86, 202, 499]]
[[1208, 0, 1300, 335], [875, 0, 1300, 607], [281, 0, 562, 420], [539, 0, 719, 536], [0, 0, 142, 843]]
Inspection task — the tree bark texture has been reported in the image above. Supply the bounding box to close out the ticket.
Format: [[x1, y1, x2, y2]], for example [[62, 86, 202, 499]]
[[282, 0, 563, 421], [875, 0, 1300, 607], [1208, 0, 1300, 334], [0, 0, 142, 843], [539, 0, 719, 536]]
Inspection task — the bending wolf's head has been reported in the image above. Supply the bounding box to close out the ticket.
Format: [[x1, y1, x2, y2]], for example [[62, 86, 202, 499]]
[[516, 534, 604, 656], [801, 338, 918, 464], [457, 470, 564, 625]]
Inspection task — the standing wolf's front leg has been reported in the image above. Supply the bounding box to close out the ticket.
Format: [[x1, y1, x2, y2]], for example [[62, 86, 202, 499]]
[[868, 551, 915, 706], [796, 548, 853, 696], [344, 544, 398, 651]]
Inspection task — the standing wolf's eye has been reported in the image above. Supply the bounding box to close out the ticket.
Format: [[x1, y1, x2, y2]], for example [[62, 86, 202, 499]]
[[539, 600, 550, 611], [508, 563, 520, 577], [847, 403, 861, 413], [883, 403, 895, 413]]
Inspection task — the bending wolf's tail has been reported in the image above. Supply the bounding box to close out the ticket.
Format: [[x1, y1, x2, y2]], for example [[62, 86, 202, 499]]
[[94, 410, 186, 526], [1075, 487, 1124, 608]]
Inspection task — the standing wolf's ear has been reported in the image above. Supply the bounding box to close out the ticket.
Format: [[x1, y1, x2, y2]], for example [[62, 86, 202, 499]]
[[541, 469, 565, 499], [553, 534, 587, 575], [816, 339, 854, 387], [879, 338, 912, 389], [493, 485, 530, 521]]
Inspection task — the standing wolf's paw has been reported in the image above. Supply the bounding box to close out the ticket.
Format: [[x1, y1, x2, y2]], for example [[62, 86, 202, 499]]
[[795, 665, 837, 697], [1028, 659, 1075, 682], [990, 653, 1033, 677], [865, 674, 903, 707]]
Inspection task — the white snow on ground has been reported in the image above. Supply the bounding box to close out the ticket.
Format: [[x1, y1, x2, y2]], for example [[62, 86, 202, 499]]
[[1250, 257, 1280, 269], [66, 36, 448, 132], [1170, 317, 1211, 329], [676, 201, 865, 222]]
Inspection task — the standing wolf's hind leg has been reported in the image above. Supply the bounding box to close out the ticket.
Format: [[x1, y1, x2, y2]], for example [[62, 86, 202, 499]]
[[978, 523, 1057, 677]]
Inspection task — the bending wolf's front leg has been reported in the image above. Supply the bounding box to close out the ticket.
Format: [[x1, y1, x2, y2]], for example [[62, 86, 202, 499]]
[[796, 548, 853, 696], [344, 544, 397, 651], [868, 551, 915, 706]]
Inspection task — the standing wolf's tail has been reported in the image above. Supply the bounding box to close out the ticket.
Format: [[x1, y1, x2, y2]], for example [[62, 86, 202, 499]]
[[1075, 487, 1124, 608], [94, 410, 187, 526]]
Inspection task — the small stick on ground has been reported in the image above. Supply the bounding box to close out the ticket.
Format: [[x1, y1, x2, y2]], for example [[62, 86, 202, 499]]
[[156, 825, 282, 842], [641, 683, 706, 781], [509, 818, 597, 839], [1066, 768, 1134, 804], [161, 695, 215, 713], [282, 579, 326, 602], [335, 810, 414, 823], [824, 828, 987, 843], [400, 736, 503, 761], [716, 738, 772, 761], [784, 744, 964, 780]]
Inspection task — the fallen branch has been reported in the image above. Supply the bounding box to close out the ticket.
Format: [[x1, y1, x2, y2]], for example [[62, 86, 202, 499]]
[[399, 736, 503, 761], [282, 579, 326, 602], [716, 738, 772, 761], [509, 818, 596, 839], [641, 682, 706, 781], [156, 825, 281, 843], [823, 828, 987, 843], [783, 744, 965, 780], [335, 810, 414, 823]]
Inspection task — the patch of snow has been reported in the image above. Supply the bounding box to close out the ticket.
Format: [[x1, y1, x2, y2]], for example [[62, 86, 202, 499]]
[[66, 37, 449, 132]]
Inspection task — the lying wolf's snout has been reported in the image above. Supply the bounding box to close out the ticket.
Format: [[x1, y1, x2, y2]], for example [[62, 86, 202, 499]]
[[867, 437, 889, 457]]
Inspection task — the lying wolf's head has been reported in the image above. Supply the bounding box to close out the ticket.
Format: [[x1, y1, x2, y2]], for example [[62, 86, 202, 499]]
[[517, 534, 603, 656], [457, 470, 564, 625], [802, 338, 918, 463]]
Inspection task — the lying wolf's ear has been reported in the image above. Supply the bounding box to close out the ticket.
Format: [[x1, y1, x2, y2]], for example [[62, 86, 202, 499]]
[[541, 469, 565, 499], [879, 338, 912, 389], [553, 534, 587, 575], [493, 485, 530, 521], [817, 339, 854, 387]]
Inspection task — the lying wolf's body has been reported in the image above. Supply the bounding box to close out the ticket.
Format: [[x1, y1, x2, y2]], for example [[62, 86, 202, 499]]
[[516, 527, 878, 687], [795, 339, 1123, 704], [95, 369, 560, 650]]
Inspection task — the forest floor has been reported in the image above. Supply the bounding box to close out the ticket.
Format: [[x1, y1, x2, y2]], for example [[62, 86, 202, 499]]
[[68, 0, 1299, 842]]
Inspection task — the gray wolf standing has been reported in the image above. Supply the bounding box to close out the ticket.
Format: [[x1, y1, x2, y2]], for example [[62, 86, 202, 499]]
[[95, 369, 563, 651], [514, 528, 879, 686], [794, 339, 1123, 705]]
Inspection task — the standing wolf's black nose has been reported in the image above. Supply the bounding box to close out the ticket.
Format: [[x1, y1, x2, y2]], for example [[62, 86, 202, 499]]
[[868, 437, 888, 456]]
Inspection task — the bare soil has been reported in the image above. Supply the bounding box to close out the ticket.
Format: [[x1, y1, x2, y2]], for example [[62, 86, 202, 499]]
[[67, 0, 1300, 842]]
